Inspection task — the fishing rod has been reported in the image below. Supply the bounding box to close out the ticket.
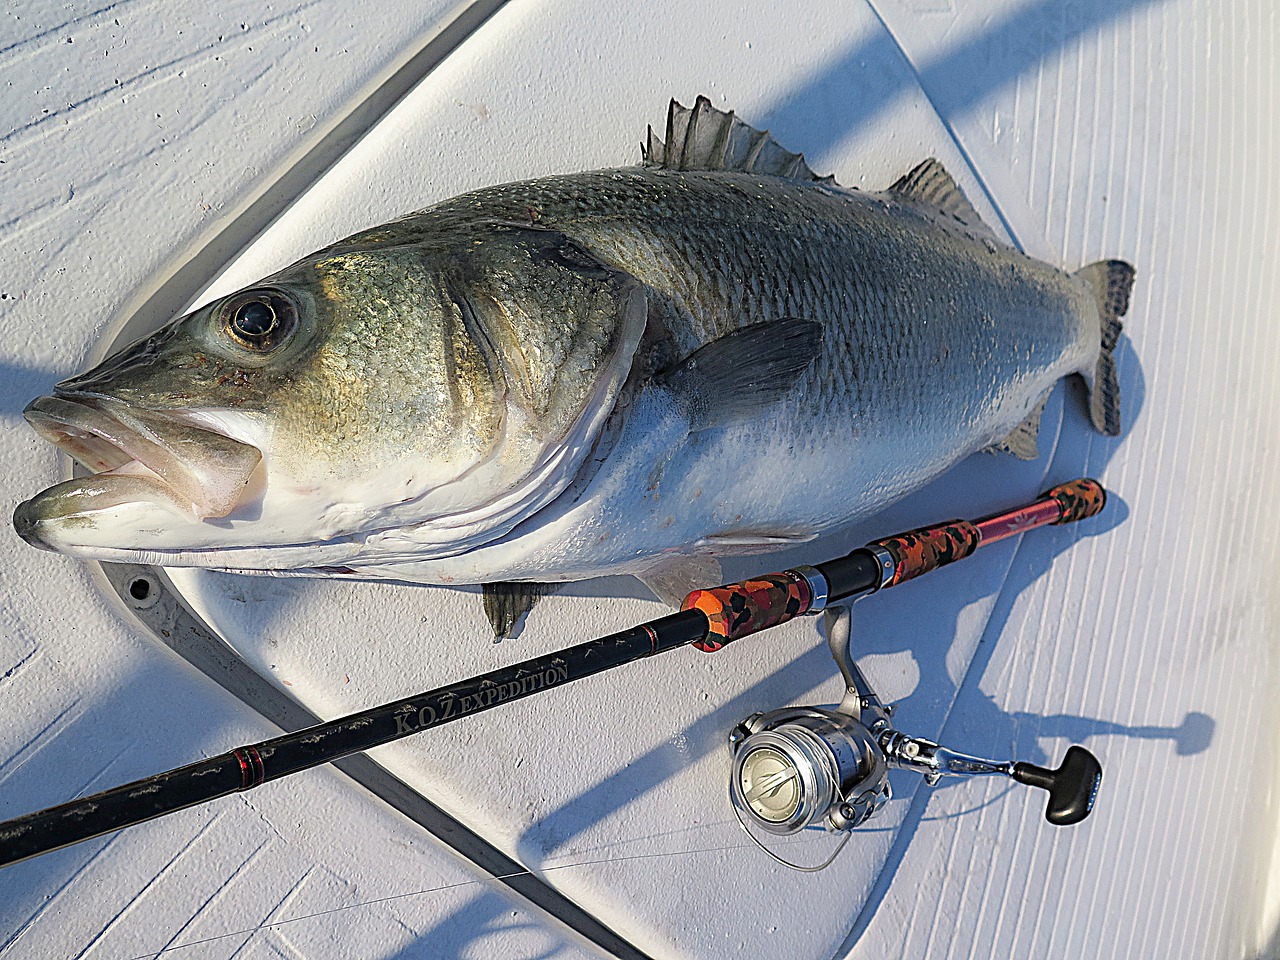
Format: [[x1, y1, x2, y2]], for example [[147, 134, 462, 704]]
[[0, 478, 1106, 871]]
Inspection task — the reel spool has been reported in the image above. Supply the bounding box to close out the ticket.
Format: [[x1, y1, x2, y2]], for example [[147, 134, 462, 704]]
[[729, 707, 890, 835]]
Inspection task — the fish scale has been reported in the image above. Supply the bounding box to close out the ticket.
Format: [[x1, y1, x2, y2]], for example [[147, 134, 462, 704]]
[[14, 99, 1131, 623]]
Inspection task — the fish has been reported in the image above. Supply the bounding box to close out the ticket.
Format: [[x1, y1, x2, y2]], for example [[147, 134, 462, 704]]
[[14, 97, 1134, 635]]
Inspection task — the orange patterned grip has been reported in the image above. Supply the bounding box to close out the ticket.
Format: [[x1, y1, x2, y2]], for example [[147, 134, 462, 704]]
[[682, 571, 813, 652], [1044, 478, 1107, 525], [871, 519, 981, 588]]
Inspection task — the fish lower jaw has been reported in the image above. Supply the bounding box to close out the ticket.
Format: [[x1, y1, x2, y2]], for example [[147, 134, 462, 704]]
[[7, 524, 365, 570], [10, 486, 369, 568], [13, 474, 200, 554]]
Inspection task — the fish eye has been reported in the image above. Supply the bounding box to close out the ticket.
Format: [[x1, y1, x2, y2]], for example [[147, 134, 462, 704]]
[[222, 290, 297, 351]]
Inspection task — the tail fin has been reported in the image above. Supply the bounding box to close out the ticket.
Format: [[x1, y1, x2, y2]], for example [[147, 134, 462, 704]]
[[1074, 260, 1135, 436]]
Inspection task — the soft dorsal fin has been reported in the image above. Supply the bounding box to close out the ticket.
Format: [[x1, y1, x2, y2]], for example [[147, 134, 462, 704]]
[[642, 96, 837, 184], [888, 158, 998, 241]]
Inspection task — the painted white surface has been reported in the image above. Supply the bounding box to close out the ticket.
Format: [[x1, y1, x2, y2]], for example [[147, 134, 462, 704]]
[[1, 1, 1278, 959], [0, 2, 595, 958]]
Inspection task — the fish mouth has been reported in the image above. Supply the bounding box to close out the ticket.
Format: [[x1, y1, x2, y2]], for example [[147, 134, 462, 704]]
[[14, 393, 263, 551]]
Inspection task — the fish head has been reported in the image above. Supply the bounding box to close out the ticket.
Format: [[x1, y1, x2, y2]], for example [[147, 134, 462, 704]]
[[14, 223, 647, 570]]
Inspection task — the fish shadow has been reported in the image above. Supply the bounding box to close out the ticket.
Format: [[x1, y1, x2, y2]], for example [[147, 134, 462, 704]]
[[196, 0, 1168, 951], [0, 358, 61, 421]]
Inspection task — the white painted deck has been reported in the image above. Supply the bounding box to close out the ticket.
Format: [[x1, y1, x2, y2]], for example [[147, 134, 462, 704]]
[[1, 1, 1278, 957]]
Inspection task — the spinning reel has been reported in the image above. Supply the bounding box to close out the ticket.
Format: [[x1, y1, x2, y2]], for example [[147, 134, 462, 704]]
[[728, 582, 1102, 871]]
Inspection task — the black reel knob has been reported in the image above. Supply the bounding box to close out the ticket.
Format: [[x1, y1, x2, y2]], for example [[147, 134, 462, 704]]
[[1012, 746, 1102, 826]]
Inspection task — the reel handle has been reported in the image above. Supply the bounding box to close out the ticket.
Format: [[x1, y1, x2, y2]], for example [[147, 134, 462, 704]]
[[1012, 746, 1103, 826]]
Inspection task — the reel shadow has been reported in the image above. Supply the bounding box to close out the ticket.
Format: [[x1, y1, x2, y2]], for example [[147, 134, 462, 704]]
[[841, 346, 1167, 943]]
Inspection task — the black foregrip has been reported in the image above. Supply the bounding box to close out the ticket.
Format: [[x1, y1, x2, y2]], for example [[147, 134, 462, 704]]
[[816, 550, 883, 603], [1013, 746, 1102, 826]]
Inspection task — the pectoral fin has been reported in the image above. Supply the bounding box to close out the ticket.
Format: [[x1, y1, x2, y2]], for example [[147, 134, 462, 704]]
[[657, 318, 823, 431]]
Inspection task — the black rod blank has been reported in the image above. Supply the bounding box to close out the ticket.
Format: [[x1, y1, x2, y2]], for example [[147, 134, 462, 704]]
[[0, 610, 709, 869]]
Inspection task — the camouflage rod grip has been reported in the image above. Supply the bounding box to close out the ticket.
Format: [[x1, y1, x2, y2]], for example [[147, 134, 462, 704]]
[[1043, 478, 1107, 524], [875, 478, 1107, 583], [682, 571, 813, 652], [869, 520, 981, 588], [680, 478, 1107, 650]]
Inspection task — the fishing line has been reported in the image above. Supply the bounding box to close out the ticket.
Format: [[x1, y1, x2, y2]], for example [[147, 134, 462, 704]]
[[128, 784, 1020, 959], [124, 832, 829, 959], [861, 0, 1024, 252]]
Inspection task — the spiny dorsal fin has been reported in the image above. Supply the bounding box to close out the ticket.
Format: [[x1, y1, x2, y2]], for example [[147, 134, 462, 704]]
[[642, 96, 837, 184], [888, 158, 997, 241]]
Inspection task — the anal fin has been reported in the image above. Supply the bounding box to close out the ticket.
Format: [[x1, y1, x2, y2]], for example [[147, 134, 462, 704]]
[[983, 391, 1051, 460], [638, 556, 723, 607]]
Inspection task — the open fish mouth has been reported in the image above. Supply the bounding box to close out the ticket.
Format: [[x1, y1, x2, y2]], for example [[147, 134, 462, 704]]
[[14, 394, 263, 551]]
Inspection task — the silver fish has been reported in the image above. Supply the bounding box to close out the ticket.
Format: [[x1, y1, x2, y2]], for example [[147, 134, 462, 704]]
[[14, 97, 1133, 623]]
